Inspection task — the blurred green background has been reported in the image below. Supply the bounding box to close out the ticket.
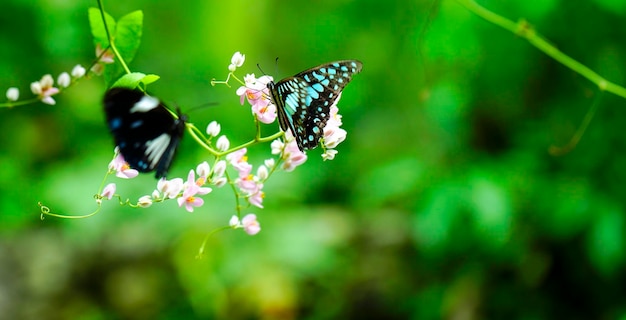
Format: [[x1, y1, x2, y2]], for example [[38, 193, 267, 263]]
[[2, 0, 626, 319]]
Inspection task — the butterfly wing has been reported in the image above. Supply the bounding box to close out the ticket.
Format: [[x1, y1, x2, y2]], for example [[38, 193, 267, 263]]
[[103, 88, 185, 178], [269, 60, 363, 151]]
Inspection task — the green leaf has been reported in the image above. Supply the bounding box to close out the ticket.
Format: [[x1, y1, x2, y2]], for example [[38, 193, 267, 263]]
[[88, 7, 115, 48], [114, 10, 143, 64], [104, 10, 144, 88], [140, 74, 160, 86], [111, 72, 147, 89]]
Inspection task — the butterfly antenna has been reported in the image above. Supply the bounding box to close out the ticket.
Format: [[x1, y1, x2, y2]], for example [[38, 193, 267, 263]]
[[256, 63, 267, 76], [256, 57, 280, 76], [185, 102, 219, 115], [274, 57, 280, 75]]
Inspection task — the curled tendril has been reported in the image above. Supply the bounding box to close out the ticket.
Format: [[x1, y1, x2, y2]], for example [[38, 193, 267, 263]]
[[38, 202, 50, 220], [38, 201, 101, 219], [210, 72, 234, 87]]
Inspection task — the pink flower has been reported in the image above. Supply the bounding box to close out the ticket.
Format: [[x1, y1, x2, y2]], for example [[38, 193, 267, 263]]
[[237, 172, 257, 194], [96, 43, 115, 64], [108, 152, 139, 179], [322, 102, 347, 149], [91, 44, 115, 75], [270, 133, 307, 171], [237, 85, 268, 110], [242, 214, 261, 235], [157, 177, 184, 199], [252, 100, 277, 124], [225, 149, 266, 207], [236, 74, 277, 124], [232, 164, 265, 208], [226, 148, 252, 174], [177, 183, 204, 212], [322, 126, 347, 149], [229, 214, 261, 235], [177, 170, 211, 212], [101, 183, 116, 200], [187, 170, 212, 195], [30, 74, 59, 105], [248, 191, 264, 208], [228, 151, 257, 195], [238, 176, 264, 208], [282, 139, 308, 172], [318, 95, 347, 159]]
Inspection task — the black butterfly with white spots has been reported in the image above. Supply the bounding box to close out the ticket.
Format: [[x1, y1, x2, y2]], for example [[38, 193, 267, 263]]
[[103, 88, 186, 179], [267, 60, 363, 151]]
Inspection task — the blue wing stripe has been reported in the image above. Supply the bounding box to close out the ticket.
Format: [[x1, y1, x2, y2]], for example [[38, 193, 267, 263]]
[[267, 60, 363, 151]]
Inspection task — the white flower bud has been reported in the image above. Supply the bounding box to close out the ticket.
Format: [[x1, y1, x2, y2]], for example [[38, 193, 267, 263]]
[[231, 51, 245, 68], [71, 64, 86, 78], [57, 72, 70, 88], [216, 135, 230, 152], [138, 195, 153, 208], [206, 121, 221, 137], [6, 87, 19, 101]]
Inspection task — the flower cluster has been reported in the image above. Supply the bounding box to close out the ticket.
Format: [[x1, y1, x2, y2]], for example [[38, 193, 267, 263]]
[[226, 148, 269, 208], [5, 64, 86, 106], [5, 41, 116, 107], [108, 153, 226, 213], [271, 132, 308, 172], [103, 141, 264, 234], [320, 99, 347, 160], [230, 214, 261, 235], [236, 73, 276, 124]]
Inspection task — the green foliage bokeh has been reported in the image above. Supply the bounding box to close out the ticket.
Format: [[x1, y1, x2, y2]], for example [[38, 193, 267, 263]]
[[2, 0, 626, 319]]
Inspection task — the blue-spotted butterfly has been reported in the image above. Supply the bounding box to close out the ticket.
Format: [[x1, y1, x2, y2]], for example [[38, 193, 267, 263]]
[[267, 60, 363, 151], [103, 88, 186, 179]]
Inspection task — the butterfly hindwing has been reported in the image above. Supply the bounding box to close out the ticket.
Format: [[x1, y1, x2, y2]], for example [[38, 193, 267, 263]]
[[269, 60, 363, 151], [103, 88, 185, 179]]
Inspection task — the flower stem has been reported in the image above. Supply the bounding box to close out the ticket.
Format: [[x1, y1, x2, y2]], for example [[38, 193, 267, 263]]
[[97, 0, 132, 75], [455, 0, 626, 99]]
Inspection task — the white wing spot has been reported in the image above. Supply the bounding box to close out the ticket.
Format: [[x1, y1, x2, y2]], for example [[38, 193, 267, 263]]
[[130, 95, 160, 113], [145, 134, 171, 168]]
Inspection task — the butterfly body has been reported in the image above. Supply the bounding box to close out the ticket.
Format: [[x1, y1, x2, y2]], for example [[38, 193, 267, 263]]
[[268, 60, 362, 151], [103, 88, 185, 179]]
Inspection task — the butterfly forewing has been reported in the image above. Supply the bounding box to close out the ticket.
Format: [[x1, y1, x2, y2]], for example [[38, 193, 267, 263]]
[[269, 60, 362, 151], [103, 88, 185, 178]]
